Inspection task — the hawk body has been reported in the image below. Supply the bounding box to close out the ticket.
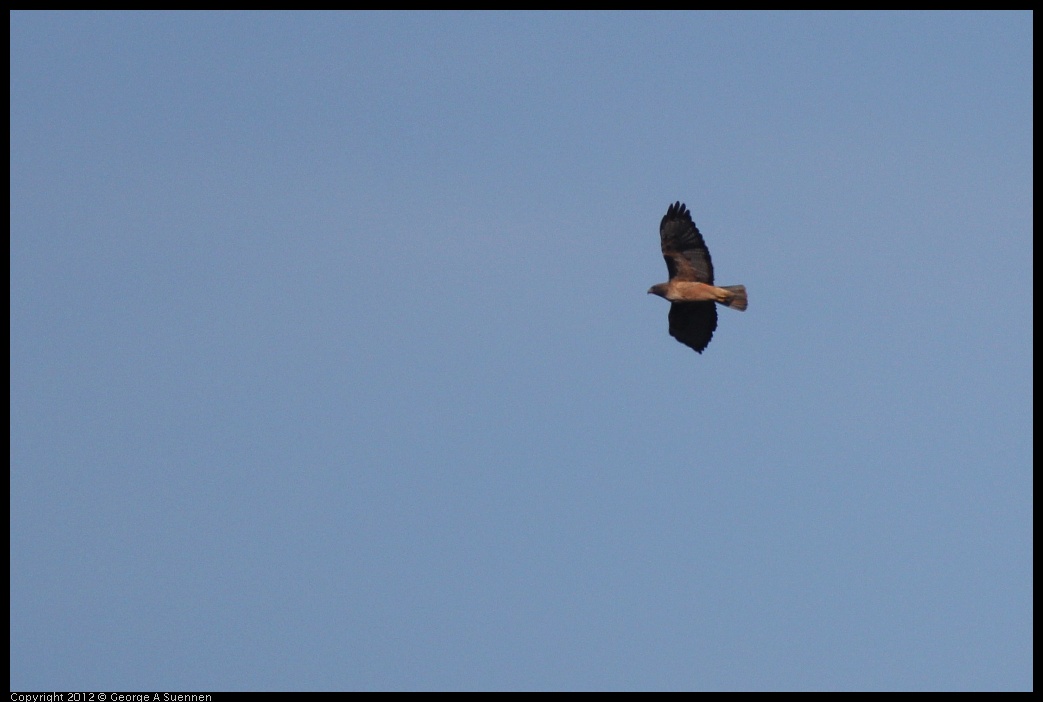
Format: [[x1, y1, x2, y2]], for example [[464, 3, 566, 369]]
[[648, 201, 747, 353]]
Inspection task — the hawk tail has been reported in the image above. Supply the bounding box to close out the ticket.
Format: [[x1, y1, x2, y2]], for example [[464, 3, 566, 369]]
[[720, 285, 747, 311]]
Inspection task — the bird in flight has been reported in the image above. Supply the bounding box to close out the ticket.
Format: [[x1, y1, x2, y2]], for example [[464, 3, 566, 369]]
[[648, 201, 747, 353]]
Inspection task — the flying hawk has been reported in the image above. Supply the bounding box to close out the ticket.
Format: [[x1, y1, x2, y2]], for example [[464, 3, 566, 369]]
[[648, 201, 747, 353]]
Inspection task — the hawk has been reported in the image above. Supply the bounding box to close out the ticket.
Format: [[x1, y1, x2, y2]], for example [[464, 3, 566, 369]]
[[648, 201, 747, 353]]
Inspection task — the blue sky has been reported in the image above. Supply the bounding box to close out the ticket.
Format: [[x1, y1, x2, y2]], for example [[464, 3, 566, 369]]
[[10, 11, 1032, 691]]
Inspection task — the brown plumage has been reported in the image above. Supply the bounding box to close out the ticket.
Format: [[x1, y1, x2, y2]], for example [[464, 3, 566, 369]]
[[647, 201, 747, 353]]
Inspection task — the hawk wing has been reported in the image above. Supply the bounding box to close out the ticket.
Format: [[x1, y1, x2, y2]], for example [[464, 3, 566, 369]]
[[668, 301, 718, 354], [660, 201, 715, 283]]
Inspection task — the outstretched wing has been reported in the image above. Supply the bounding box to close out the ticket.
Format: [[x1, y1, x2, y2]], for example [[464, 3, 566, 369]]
[[668, 301, 718, 354], [660, 201, 714, 283]]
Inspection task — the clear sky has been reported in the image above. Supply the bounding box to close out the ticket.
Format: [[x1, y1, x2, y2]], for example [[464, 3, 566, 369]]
[[10, 11, 1032, 692]]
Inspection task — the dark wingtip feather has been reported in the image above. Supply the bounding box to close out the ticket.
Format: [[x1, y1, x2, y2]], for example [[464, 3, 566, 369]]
[[661, 201, 691, 231]]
